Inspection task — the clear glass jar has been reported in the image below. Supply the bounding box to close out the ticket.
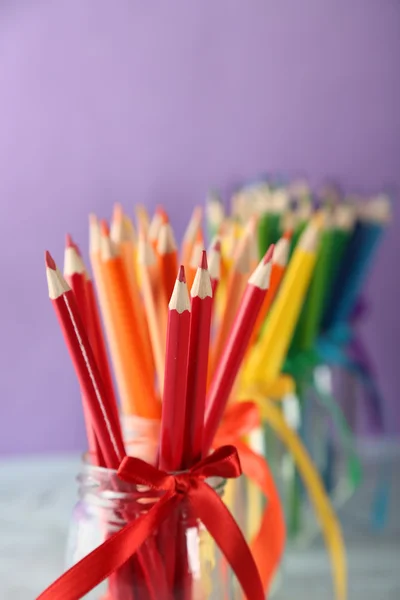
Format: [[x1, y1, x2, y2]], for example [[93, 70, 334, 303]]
[[66, 459, 244, 600]]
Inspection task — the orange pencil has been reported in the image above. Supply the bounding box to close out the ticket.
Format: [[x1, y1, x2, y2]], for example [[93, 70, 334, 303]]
[[208, 237, 222, 297], [157, 222, 179, 301], [186, 230, 204, 291], [137, 231, 166, 393], [148, 209, 164, 250], [134, 204, 150, 237], [100, 223, 160, 418], [111, 205, 155, 381], [89, 214, 128, 409]]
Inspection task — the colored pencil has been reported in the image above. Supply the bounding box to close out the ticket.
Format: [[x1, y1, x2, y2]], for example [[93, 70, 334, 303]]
[[100, 223, 160, 418], [182, 251, 213, 467], [157, 222, 179, 302], [159, 266, 191, 471], [46, 251, 125, 468], [203, 246, 274, 454]]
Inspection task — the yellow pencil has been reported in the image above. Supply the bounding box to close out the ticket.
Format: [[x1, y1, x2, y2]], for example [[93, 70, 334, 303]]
[[244, 214, 323, 385]]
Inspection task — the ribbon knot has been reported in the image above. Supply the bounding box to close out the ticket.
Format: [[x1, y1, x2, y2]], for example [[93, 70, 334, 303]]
[[173, 474, 192, 495]]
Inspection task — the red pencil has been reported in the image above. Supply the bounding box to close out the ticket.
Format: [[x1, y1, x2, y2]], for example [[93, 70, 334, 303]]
[[159, 266, 191, 471], [63, 237, 105, 466], [81, 263, 120, 430], [64, 235, 88, 324], [46, 251, 125, 469], [49, 251, 149, 600], [202, 245, 274, 454], [248, 232, 291, 350], [69, 240, 119, 426], [182, 251, 213, 468]]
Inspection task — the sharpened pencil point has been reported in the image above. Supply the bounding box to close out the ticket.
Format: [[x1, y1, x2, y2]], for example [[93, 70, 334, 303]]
[[65, 234, 74, 248], [200, 250, 208, 270], [263, 244, 275, 264], [112, 203, 123, 223], [214, 239, 221, 252], [156, 206, 169, 224], [45, 250, 57, 270], [283, 229, 293, 241], [100, 220, 110, 237], [178, 265, 186, 283]]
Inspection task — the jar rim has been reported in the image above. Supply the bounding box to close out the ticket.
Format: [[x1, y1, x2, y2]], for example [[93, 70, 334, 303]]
[[80, 454, 226, 495]]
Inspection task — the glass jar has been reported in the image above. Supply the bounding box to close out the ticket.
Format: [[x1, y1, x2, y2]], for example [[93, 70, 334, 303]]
[[66, 459, 243, 600]]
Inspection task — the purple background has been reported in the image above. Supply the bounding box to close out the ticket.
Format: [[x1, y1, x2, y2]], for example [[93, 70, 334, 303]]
[[0, 1, 399, 455]]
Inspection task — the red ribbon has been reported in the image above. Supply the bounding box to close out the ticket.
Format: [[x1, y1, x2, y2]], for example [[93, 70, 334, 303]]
[[215, 402, 286, 594], [37, 445, 264, 600]]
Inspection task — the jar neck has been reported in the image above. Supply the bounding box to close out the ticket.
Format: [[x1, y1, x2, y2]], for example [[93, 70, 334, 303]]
[[77, 461, 226, 515]]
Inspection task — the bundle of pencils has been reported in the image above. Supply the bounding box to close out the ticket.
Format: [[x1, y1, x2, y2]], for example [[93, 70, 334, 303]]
[[206, 179, 390, 535], [206, 179, 390, 405], [43, 202, 281, 599]]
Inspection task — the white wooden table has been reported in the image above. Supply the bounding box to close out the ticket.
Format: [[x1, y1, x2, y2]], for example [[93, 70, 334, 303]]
[[0, 447, 399, 599]]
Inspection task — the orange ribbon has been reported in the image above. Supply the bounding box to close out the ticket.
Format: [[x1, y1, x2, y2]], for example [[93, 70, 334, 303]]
[[215, 401, 286, 594]]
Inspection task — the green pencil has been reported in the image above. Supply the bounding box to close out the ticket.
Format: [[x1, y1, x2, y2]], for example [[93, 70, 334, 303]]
[[296, 208, 335, 351]]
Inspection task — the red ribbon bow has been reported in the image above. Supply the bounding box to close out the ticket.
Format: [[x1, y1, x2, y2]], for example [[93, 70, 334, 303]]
[[37, 445, 264, 600]]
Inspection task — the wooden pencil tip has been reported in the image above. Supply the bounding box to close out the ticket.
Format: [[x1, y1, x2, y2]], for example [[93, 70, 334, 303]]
[[263, 244, 275, 264], [100, 220, 110, 237], [178, 265, 186, 283], [156, 205, 169, 223], [89, 213, 98, 226], [200, 250, 208, 270], [112, 203, 123, 223], [210, 236, 221, 253], [65, 233, 74, 248], [283, 229, 293, 240], [45, 250, 57, 270]]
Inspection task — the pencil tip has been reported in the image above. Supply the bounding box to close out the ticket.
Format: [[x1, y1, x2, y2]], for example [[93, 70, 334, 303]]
[[45, 250, 56, 270], [89, 213, 98, 226], [65, 233, 74, 248], [100, 220, 110, 237], [113, 203, 123, 223], [211, 237, 221, 253], [156, 205, 169, 224], [200, 250, 208, 269], [178, 265, 186, 283], [263, 243, 275, 264], [283, 229, 293, 240]]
